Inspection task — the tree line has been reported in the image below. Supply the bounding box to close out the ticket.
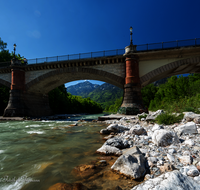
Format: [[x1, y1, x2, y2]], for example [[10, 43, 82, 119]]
[[105, 74, 200, 113]]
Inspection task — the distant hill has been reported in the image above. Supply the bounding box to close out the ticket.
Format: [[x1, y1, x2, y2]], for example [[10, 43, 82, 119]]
[[67, 81, 123, 109], [88, 83, 123, 108], [67, 81, 100, 97]]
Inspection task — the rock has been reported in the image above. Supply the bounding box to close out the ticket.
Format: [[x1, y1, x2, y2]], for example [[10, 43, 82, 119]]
[[194, 117, 200, 124], [131, 170, 200, 190], [159, 163, 175, 173], [111, 153, 146, 179], [129, 125, 147, 135], [96, 145, 122, 156], [182, 150, 191, 156], [145, 115, 156, 121], [103, 134, 114, 140], [187, 167, 199, 177], [148, 157, 158, 164], [152, 124, 164, 132], [100, 129, 110, 135], [71, 164, 101, 179], [146, 110, 164, 121], [184, 139, 195, 146], [167, 153, 175, 162], [47, 183, 88, 190], [180, 165, 199, 177], [174, 122, 198, 135], [179, 155, 193, 165], [107, 124, 129, 133], [184, 112, 200, 120], [122, 146, 143, 156], [168, 148, 176, 154], [152, 129, 180, 147], [105, 137, 129, 149]]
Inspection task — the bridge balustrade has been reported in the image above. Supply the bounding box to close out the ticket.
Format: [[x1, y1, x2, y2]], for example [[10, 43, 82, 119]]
[[0, 38, 199, 67]]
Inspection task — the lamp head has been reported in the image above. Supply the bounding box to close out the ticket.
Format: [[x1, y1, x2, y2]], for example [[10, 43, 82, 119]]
[[130, 26, 133, 33]]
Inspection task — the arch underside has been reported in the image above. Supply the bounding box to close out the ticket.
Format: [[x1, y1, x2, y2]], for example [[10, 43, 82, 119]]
[[140, 56, 200, 87], [26, 67, 125, 94], [0, 79, 10, 88]]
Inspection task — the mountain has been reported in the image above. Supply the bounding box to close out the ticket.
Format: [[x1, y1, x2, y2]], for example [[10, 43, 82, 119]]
[[67, 81, 100, 97], [67, 81, 123, 109], [88, 83, 123, 108]]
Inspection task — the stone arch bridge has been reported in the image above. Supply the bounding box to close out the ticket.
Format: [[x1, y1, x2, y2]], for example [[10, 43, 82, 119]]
[[1, 38, 200, 117]]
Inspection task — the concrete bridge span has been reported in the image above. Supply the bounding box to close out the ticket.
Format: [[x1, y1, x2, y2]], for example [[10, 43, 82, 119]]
[[0, 38, 200, 117]]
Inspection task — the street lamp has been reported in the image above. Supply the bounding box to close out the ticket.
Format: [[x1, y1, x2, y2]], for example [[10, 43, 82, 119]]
[[13, 44, 16, 58], [130, 26, 133, 45]]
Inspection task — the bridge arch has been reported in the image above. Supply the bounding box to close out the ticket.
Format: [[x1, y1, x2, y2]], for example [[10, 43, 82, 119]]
[[140, 56, 200, 87], [25, 67, 125, 94]]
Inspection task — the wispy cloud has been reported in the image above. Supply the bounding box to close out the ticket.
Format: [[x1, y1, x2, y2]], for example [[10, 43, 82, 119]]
[[27, 30, 41, 39]]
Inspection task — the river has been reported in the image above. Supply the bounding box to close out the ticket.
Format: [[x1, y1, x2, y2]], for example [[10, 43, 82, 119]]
[[0, 113, 108, 190]]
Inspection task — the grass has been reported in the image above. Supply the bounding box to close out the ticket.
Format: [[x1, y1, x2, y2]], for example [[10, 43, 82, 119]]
[[155, 112, 184, 125]]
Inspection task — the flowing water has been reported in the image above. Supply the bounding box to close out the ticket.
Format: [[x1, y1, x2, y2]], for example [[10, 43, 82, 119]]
[[0, 114, 108, 190]]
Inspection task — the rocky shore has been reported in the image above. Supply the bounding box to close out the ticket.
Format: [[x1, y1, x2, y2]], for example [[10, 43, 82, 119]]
[[94, 110, 200, 189]]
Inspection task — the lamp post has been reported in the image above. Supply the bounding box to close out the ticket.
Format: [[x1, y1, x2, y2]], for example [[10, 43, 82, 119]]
[[130, 26, 133, 45], [13, 44, 16, 58]]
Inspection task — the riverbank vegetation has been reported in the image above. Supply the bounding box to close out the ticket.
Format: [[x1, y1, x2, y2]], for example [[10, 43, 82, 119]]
[[145, 74, 200, 113], [48, 85, 103, 114], [105, 74, 200, 114]]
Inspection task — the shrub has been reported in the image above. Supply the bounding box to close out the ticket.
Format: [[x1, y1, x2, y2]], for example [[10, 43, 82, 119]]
[[155, 112, 184, 125], [138, 114, 147, 121]]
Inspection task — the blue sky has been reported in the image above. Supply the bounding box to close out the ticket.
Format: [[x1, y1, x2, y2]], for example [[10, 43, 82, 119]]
[[1, 0, 200, 87]]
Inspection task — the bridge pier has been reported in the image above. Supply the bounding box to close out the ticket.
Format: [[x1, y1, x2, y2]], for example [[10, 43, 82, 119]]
[[118, 45, 148, 115], [3, 59, 52, 117]]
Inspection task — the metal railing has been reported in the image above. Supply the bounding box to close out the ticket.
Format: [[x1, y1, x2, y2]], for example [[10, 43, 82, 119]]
[[0, 38, 199, 67], [27, 49, 125, 64]]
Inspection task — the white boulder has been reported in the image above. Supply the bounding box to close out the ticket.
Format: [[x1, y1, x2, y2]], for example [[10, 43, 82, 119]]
[[111, 150, 146, 179], [131, 170, 200, 190], [174, 122, 198, 135], [96, 145, 122, 156], [107, 124, 129, 132], [152, 129, 180, 147]]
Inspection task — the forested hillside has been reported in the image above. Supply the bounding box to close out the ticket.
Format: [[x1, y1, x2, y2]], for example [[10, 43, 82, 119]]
[[67, 81, 99, 97], [67, 82, 123, 110], [142, 74, 200, 113], [88, 83, 123, 109]]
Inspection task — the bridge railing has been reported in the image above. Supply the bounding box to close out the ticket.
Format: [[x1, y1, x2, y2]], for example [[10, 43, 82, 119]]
[[27, 49, 125, 65], [26, 38, 200, 65], [136, 38, 200, 51], [0, 38, 199, 67]]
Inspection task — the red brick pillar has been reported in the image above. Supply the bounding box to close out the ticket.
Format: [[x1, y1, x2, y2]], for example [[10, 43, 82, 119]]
[[3, 60, 27, 117], [4, 59, 53, 117], [11, 67, 25, 90], [118, 45, 148, 115]]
